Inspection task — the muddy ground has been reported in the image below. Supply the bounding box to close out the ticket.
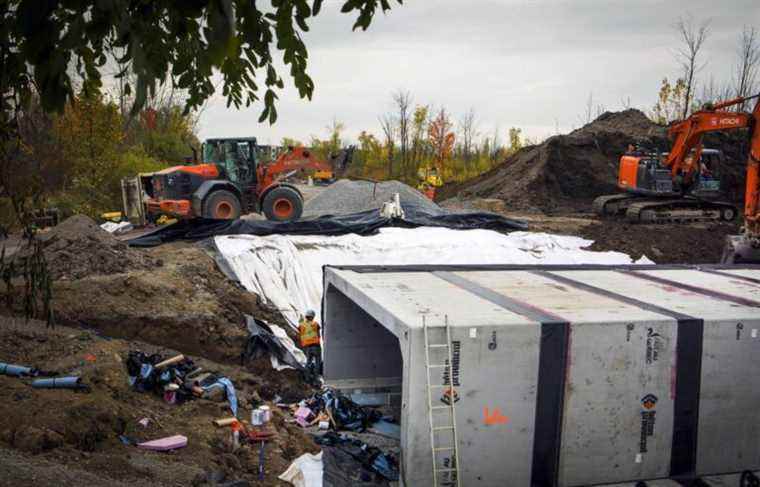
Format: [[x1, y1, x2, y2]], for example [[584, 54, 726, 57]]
[[442, 197, 740, 264], [8, 216, 293, 365], [0, 317, 317, 487]]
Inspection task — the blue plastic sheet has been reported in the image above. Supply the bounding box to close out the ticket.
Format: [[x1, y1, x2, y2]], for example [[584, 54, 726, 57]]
[[201, 376, 238, 416]]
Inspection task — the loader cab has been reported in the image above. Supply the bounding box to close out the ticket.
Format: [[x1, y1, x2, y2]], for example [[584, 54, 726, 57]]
[[201, 137, 258, 185]]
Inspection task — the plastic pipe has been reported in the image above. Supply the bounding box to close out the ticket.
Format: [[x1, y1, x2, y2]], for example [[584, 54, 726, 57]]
[[0, 363, 34, 377], [31, 377, 82, 389]]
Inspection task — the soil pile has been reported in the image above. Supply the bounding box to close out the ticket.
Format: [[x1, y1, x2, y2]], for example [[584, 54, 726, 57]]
[[304, 179, 440, 217], [440, 109, 753, 213], [438, 109, 667, 212], [48, 243, 289, 364], [37, 215, 158, 280]]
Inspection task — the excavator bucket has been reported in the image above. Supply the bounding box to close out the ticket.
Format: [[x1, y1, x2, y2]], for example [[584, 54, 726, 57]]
[[721, 234, 760, 264]]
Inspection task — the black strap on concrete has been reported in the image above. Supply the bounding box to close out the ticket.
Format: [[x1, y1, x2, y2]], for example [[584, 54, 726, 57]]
[[623, 270, 760, 308], [698, 268, 760, 285], [432, 271, 568, 487], [533, 270, 703, 479]]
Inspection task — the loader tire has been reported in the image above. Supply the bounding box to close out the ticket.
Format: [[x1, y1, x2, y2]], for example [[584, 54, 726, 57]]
[[203, 190, 241, 220], [262, 186, 303, 222]]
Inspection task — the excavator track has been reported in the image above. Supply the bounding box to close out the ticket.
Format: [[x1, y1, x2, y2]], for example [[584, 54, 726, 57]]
[[625, 199, 737, 224], [592, 194, 644, 216]]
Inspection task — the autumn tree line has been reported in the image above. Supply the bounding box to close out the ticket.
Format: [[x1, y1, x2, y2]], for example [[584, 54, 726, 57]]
[[0, 87, 198, 225], [291, 95, 527, 186]]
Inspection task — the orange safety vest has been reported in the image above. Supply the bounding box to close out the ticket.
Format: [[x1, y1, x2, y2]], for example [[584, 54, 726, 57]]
[[299, 318, 321, 347]]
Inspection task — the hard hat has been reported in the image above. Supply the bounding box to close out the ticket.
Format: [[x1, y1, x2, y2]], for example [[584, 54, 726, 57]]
[[305, 309, 316, 319]]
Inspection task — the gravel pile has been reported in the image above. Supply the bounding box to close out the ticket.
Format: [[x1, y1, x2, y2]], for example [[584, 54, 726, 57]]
[[304, 179, 441, 217]]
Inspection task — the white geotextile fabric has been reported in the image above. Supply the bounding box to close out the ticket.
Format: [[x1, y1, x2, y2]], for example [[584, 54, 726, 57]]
[[215, 227, 652, 330]]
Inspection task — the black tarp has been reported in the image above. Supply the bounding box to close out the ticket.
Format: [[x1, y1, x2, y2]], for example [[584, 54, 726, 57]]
[[241, 315, 304, 371], [127, 204, 528, 247]]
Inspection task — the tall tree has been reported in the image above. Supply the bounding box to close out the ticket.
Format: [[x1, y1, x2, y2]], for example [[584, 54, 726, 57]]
[[459, 107, 477, 166], [507, 127, 522, 154], [427, 108, 455, 171], [735, 25, 760, 111], [392, 90, 412, 175], [410, 104, 429, 168], [379, 113, 396, 178], [674, 15, 711, 118]]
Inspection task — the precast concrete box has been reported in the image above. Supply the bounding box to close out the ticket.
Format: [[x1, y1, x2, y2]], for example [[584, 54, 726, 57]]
[[321, 264, 760, 487]]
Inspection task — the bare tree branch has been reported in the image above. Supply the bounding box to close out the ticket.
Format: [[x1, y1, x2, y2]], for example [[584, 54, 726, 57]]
[[391, 90, 412, 175], [734, 25, 760, 111], [673, 15, 711, 118]]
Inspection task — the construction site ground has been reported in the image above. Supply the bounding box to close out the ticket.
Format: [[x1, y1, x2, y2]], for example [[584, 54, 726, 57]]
[[0, 173, 748, 485], [442, 196, 740, 264]]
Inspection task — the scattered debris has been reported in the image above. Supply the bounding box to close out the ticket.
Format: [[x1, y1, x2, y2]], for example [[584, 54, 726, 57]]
[[315, 431, 399, 482], [125, 350, 239, 416], [291, 388, 385, 433], [137, 434, 188, 451]]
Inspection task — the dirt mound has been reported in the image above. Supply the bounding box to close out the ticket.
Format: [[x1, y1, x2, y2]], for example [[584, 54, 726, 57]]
[[440, 109, 753, 213], [45, 243, 290, 365], [304, 179, 439, 217], [37, 215, 158, 281], [438, 109, 667, 212]]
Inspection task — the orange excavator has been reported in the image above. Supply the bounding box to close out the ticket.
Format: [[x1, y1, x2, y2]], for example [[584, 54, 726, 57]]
[[593, 93, 760, 262], [140, 138, 352, 222]]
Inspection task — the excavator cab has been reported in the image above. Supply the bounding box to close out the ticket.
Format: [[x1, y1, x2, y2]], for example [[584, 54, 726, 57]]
[[597, 146, 735, 222], [617, 152, 676, 196]]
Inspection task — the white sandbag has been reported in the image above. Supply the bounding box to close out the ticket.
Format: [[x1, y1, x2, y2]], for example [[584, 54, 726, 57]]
[[279, 452, 323, 487], [100, 221, 133, 234]]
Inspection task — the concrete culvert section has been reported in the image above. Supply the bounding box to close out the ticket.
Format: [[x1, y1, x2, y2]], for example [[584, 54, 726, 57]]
[[322, 264, 760, 487]]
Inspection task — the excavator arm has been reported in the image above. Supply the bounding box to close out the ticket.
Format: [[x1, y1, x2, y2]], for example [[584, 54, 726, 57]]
[[665, 94, 760, 239], [257, 146, 354, 188]]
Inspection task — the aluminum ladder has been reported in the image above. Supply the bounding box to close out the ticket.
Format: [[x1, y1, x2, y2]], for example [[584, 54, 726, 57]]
[[423, 315, 462, 487]]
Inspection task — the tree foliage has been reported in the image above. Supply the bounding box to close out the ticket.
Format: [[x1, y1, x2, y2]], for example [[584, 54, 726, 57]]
[[651, 77, 687, 124], [3, 0, 401, 120]]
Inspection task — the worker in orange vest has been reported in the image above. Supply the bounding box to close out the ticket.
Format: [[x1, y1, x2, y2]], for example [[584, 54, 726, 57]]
[[299, 309, 322, 381]]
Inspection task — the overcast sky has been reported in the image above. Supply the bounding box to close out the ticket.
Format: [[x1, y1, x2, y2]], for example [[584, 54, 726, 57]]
[[198, 0, 759, 146]]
